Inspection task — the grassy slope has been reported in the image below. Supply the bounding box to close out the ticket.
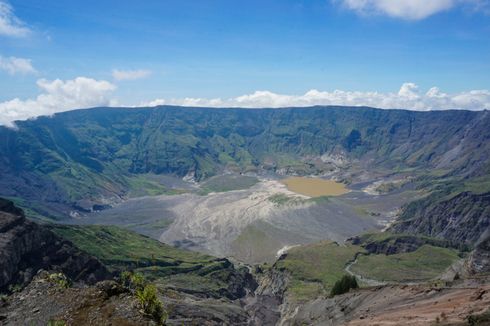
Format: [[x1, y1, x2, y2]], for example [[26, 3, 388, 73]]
[[198, 174, 259, 194], [231, 223, 285, 264], [50, 225, 242, 296], [355, 231, 458, 249], [275, 235, 462, 301], [275, 241, 364, 300], [351, 245, 460, 282]]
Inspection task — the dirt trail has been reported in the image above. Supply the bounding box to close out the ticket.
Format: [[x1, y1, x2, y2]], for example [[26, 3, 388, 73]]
[[345, 254, 387, 286]]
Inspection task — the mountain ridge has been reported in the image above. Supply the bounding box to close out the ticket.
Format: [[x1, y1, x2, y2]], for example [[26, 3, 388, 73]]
[[1, 105, 489, 219]]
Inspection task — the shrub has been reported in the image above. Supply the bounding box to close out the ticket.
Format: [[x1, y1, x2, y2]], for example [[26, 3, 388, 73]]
[[136, 284, 167, 325], [8, 284, 22, 293], [47, 320, 67, 326], [130, 273, 146, 291], [120, 271, 146, 291], [48, 273, 71, 289], [120, 270, 132, 287], [120, 271, 167, 325], [330, 275, 359, 297]]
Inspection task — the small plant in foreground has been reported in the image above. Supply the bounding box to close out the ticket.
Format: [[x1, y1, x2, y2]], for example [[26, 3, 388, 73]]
[[120, 270, 167, 325], [8, 284, 22, 293], [330, 274, 359, 297], [48, 273, 71, 289], [136, 284, 166, 324], [120, 270, 146, 291]]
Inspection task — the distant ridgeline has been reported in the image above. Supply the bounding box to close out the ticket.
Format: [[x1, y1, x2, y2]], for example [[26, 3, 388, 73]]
[[0, 106, 489, 227]]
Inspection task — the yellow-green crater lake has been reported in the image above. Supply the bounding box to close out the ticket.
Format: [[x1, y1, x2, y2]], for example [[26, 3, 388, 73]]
[[282, 177, 348, 197]]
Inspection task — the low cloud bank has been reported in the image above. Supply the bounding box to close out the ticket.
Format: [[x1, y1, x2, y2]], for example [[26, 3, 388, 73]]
[[142, 83, 490, 112]]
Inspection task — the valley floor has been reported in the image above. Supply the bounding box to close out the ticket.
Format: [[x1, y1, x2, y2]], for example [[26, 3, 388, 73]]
[[71, 174, 419, 264]]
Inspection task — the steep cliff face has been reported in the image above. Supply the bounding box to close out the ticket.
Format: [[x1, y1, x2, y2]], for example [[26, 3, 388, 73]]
[[0, 198, 110, 291], [389, 192, 490, 246], [246, 267, 290, 326]]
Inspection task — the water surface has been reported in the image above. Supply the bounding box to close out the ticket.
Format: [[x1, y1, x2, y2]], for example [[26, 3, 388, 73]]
[[282, 177, 348, 197]]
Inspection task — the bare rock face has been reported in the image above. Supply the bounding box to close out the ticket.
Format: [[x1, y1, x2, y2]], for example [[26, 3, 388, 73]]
[[466, 235, 490, 275], [0, 198, 110, 291], [390, 191, 490, 246]]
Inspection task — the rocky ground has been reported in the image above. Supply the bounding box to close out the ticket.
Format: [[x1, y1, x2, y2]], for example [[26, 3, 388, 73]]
[[278, 278, 490, 326], [0, 272, 151, 326]]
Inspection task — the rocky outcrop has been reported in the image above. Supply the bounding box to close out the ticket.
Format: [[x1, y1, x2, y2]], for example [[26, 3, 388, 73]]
[[389, 191, 490, 246], [349, 233, 456, 255], [0, 271, 151, 326], [466, 235, 490, 275], [244, 262, 291, 325], [0, 198, 110, 291]]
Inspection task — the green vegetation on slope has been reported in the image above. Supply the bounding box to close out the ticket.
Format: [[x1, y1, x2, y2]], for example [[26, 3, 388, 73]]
[[231, 223, 284, 263], [275, 241, 364, 300], [330, 274, 359, 297], [274, 234, 464, 301], [49, 225, 250, 298], [125, 174, 186, 197], [354, 232, 464, 251], [198, 174, 258, 194], [351, 245, 460, 282]]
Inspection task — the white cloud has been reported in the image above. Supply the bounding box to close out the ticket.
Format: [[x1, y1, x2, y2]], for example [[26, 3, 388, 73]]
[[0, 77, 116, 127], [0, 1, 31, 37], [336, 0, 479, 20], [140, 83, 490, 111], [112, 69, 151, 81], [0, 56, 36, 75]]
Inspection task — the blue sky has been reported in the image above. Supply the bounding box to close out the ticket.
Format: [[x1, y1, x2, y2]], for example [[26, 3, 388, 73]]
[[1, 0, 490, 126]]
